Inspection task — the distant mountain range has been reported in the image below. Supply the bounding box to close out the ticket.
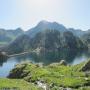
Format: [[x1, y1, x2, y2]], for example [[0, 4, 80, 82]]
[[0, 20, 90, 54], [0, 28, 24, 46]]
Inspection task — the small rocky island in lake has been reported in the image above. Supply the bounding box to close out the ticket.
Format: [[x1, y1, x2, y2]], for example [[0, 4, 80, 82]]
[[0, 51, 8, 59]]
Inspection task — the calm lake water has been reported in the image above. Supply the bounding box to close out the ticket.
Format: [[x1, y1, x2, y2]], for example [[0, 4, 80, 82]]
[[0, 51, 90, 77]]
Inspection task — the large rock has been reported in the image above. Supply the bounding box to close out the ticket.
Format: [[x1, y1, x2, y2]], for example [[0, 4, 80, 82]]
[[59, 60, 67, 66], [0, 51, 8, 59], [8, 63, 28, 78], [49, 60, 67, 67], [0, 52, 7, 56]]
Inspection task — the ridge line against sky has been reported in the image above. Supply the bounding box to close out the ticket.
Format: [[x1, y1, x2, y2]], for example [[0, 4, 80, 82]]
[[0, 0, 90, 31]]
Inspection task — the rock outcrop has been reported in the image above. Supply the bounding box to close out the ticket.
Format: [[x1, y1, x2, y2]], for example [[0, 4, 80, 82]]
[[80, 60, 90, 72], [49, 60, 67, 67], [59, 60, 67, 66], [0, 51, 8, 59]]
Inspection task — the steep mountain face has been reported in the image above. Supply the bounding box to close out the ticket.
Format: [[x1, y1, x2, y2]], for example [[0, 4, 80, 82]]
[[5, 34, 31, 54], [26, 20, 67, 37], [81, 32, 90, 49], [5, 29, 87, 54], [0, 28, 24, 45], [30, 30, 87, 53], [1, 20, 89, 54]]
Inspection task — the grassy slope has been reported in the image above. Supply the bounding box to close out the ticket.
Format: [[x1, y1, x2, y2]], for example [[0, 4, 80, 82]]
[[8, 60, 90, 90], [0, 78, 41, 90]]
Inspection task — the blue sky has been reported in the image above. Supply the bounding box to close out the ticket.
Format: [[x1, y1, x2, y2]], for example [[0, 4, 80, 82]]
[[0, 0, 90, 31]]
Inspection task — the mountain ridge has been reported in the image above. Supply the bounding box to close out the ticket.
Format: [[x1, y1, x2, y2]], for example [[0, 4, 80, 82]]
[[0, 20, 89, 54]]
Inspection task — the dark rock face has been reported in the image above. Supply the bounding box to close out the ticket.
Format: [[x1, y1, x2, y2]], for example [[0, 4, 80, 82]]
[[5, 34, 31, 54], [5, 29, 88, 55], [8, 63, 28, 78], [81, 60, 90, 72]]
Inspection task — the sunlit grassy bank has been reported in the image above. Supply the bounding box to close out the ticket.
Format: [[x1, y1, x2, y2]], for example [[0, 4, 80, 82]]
[[7, 60, 90, 90], [0, 78, 41, 90]]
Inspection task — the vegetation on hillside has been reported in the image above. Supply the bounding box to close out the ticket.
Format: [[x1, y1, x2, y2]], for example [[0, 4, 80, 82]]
[[0, 78, 41, 90], [8, 60, 90, 90]]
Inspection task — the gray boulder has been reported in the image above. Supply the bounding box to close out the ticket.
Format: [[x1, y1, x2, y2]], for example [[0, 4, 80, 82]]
[[59, 60, 67, 66]]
